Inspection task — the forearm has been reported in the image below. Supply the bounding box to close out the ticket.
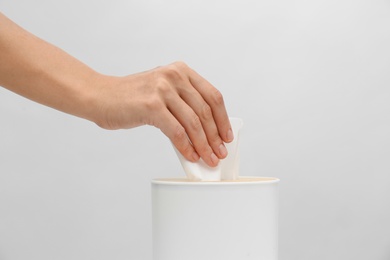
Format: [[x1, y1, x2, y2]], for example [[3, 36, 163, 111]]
[[0, 12, 106, 123]]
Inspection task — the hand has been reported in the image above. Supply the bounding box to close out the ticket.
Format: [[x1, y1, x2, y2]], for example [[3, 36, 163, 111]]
[[93, 62, 233, 167]]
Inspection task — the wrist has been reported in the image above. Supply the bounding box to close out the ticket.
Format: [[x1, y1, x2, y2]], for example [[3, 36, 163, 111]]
[[84, 73, 123, 129]]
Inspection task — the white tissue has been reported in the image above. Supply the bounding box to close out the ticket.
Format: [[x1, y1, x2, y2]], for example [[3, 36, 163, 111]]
[[173, 117, 243, 181]]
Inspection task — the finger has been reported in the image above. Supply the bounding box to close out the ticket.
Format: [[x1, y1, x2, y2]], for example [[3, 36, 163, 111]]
[[179, 84, 228, 159], [156, 108, 200, 163], [167, 94, 220, 167], [187, 69, 233, 143]]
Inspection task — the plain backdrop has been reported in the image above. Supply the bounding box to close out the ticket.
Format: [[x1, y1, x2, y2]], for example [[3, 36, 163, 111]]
[[1, 0, 389, 259]]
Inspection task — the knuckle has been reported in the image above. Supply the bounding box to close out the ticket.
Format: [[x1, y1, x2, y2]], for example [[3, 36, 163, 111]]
[[144, 96, 163, 113], [190, 115, 202, 130], [211, 88, 224, 106], [161, 64, 184, 82], [172, 61, 188, 70], [198, 141, 211, 155], [210, 132, 222, 145], [154, 78, 174, 97], [173, 125, 187, 144], [200, 103, 213, 120], [155, 75, 169, 89], [182, 142, 194, 155]]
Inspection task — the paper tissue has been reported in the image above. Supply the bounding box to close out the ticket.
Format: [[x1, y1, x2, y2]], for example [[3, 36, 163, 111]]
[[173, 117, 243, 181]]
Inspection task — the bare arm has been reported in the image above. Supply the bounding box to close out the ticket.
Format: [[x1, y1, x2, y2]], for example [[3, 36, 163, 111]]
[[0, 12, 233, 167]]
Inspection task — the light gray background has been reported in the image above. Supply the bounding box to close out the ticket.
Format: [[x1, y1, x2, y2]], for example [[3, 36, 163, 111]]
[[0, 0, 389, 259]]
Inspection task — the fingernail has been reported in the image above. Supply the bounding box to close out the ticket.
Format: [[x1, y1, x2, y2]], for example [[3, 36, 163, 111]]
[[210, 153, 219, 166], [227, 129, 234, 142], [219, 143, 227, 158], [192, 152, 200, 161]]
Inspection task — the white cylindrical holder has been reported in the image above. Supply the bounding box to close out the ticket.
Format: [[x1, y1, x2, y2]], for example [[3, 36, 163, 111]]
[[152, 177, 279, 260]]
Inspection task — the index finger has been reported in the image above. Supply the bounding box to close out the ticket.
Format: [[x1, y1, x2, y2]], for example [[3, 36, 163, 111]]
[[188, 69, 233, 143]]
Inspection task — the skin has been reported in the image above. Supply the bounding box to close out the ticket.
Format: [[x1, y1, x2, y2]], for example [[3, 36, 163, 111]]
[[0, 12, 233, 167]]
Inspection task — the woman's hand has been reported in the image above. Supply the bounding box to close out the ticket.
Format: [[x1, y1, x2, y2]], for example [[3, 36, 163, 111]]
[[94, 62, 233, 167]]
